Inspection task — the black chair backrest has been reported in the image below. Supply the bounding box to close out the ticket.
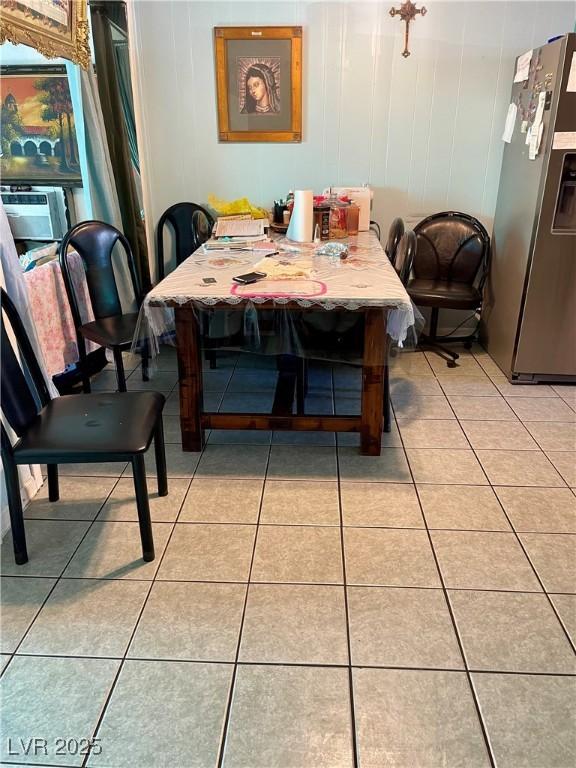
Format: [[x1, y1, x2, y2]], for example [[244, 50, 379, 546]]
[[385, 218, 405, 267], [1, 289, 50, 438], [59, 221, 142, 329], [394, 231, 416, 287], [156, 202, 215, 281], [413, 211, 490, 284]]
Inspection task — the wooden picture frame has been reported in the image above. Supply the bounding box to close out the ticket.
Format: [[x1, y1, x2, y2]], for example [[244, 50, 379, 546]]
[[0, 0, 90, 69], [214, 26, 302, 143], [0, 65, 82, 185]]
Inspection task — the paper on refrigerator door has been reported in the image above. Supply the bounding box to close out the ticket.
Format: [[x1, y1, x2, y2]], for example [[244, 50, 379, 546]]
[[528, 122, 544, 160], [533, 91, 546, 130], [514, 49, 532, 83], [553, 132, 576, 150], [567, 52, 576, 92], [502, 103, 517, 143]]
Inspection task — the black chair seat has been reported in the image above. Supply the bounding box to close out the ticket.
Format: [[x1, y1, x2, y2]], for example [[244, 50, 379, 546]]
[[14, 392, 165, 463], [407, 278, 481, 310], [80, 312, 140, 348]]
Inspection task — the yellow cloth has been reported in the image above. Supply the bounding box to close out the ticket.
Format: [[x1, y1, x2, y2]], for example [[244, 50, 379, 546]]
[[208, 195, 269, 219]]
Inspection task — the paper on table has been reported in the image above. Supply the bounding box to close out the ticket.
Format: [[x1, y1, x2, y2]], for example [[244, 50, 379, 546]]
[[514, 49, 532, 83], [567, 52, 576, 92], [502, 103, 517, 143], [215, 218, 265, 237], [552, 132, 576, 150]]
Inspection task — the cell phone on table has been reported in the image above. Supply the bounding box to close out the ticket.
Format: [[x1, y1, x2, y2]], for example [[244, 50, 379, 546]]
[[232, 271, 267, 285]]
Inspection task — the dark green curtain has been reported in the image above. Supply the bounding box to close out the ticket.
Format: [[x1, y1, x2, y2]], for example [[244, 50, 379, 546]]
[[90, 1, 151, 292], [113, 40, 140, 174]]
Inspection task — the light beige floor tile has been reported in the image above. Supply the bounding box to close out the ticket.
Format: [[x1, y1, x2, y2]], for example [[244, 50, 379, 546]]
[[552, 384, 576, 406], [431, 531, 540, 591], [495, 487, 576, 533], [354, 668, 491, 768], [392, 395, 455, 420], [63, 522, 172, 580], [89, 660, 232, 768], [202, 369, 233, 393], [507, 397, 576, 422], [180, 478, 263, 523], [210, 429, 272, 445], [266, 445, 337, 480], [222, 665, 353, 768], [338, 447, 412, 483], [348, 586, 462, 668], [90, 370, 126, 392], [239, 584, 348, 664], [476, 450, 565, 487], [398, 419, 469, 449], [0, 577, 56, 653], [24, 477, 117, 521], [390, 376, 444, 398], [519, 533, 576, 593], [418, 485, 510, 530], [126, 370, 178, 391], [162, 414, 186, 443], [0, 655, 119, 766], [472, 674, 576, 768], [344, 528, 440, 587], [549, 593, 576, 644], [163, 390, 222, 416], [98, 478, 189, 523], [437, 376, 498, 397], [1, 654, 10, 673], [450, 590, 575, 673], [128, 582, 245, 661], [447, 395, 517, 421], [251, 525, 343, 584], [341, 482, 423, 527], [390, 351, 434, 375], [227, 369, 279, 392], [19, 579, 148, 658], [337, 423, 402, 449], [195, 444, 270, 479], [121, 444, 200, 479], [460, 420, 538, 450], [524, 422, 576, 451], [493, 380, 557, 398], [260, 480, 339, 525], [220, 392, 275, 413], [271, 429, 335, 446], [425, 353, 484, 375], [1, 520, 90, 577], [546, 451, 576, 487], [157, 524, 256, 582], [407, 449, 488, 485], [59, 461, 127, 477]]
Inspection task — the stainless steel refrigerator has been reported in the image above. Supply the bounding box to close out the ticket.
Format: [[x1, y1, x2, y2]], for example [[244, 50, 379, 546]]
[[482, 33, 576, 382]]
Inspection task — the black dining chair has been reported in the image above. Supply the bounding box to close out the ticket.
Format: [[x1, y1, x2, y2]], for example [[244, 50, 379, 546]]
[[385, 217, 405, 267], [408, 211, 490, 367], [0, 288, 168, 566], [156, 202, 215, 281], [59, 221, 149, 393]]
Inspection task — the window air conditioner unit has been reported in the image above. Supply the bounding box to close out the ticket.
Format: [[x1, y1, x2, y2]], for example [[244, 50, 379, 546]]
[[1, 188, 68, 241]]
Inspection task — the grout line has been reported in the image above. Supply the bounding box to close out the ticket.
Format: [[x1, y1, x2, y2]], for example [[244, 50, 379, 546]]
[[215, 437, 271, 768], [80, 468, 194, 767], [394, 389, 498, 768], [334, 365, 360, 768]]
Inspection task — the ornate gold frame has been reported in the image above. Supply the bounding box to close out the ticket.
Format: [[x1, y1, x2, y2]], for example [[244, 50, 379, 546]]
[[0, 0, 90, 68], [214, 26, 302, 143]]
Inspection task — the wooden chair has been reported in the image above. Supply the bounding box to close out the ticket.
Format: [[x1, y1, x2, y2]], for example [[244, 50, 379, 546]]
[[0, 288, 167, 566]]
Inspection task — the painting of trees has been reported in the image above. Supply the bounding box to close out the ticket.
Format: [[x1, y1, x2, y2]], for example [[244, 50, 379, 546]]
[[35, 76, 78, 171]]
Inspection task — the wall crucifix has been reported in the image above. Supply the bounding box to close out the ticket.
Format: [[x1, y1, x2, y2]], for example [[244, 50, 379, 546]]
[[390, 1, 427, 58]]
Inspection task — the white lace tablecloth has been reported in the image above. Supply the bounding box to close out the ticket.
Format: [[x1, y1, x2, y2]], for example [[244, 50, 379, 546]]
[[138, 231, 415, 353]]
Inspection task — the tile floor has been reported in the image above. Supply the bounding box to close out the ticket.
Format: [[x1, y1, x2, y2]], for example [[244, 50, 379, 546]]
[[1, 344, 575, 768]]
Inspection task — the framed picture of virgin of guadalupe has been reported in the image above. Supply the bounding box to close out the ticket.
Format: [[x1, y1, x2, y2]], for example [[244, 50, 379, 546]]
[[214, 26, 302, 143]]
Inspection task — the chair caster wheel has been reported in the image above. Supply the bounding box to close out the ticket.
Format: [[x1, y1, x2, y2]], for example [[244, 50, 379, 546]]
[[447, 360, 458, 368]]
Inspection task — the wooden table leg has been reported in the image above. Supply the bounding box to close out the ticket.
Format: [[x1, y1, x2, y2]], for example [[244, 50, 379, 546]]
[[175, 306, 204, 452], [360, 308, 387, 455]]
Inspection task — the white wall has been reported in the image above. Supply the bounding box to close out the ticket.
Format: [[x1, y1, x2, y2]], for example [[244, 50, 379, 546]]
[[130, 0, 575, 272]]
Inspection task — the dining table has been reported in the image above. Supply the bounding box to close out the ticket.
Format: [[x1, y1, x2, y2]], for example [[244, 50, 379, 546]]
[[139, 230, 415, 456]]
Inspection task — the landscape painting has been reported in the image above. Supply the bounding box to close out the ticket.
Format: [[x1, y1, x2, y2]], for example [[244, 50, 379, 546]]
[[0, 67, 81, 184]]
